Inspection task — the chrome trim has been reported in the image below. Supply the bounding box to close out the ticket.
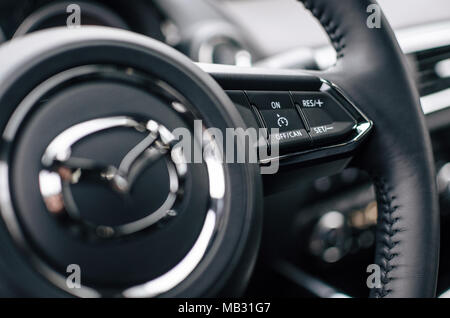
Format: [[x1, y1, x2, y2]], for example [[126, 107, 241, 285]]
[[397, 21, 450, 54], [39, 116, 184, 238], [197, 61, 313, 78], [436, 58, 450, 79], [259, 121, 370, 165], [41, 117, 139, 166], [421, 88, 450, 115], [122, 126, 227, 298], [274, 260, 351, 298], [123, 209, 217, 298], [439, 288, 450, 298]]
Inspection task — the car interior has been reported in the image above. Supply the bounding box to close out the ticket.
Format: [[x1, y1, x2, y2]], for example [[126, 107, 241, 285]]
[[0, 0, 449, 299]]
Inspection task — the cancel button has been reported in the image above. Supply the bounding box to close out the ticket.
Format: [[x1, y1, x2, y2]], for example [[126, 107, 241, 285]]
[[269, 128, 311, 153]]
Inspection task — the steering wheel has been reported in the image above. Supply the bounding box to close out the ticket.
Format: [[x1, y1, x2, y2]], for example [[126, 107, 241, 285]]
[[0, 0, 439, 298]]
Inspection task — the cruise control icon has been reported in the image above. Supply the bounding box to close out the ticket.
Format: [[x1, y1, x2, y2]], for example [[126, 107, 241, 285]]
[[276, 114, 289, 127]]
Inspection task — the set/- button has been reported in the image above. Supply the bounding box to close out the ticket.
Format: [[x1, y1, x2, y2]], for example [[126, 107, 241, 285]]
[[291, 92, 356, 146], [308, 122, 355, 145]]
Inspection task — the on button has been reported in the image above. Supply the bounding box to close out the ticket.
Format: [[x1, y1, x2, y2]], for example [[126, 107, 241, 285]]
[[246, 91, 294, 110], [246, 91, 311, 152]]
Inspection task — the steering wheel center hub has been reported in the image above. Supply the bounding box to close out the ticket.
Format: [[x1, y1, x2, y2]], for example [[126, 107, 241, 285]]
[[39, 115, 184, 238]]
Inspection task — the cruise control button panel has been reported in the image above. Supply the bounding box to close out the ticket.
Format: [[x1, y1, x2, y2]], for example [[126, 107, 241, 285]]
[[291, 92, 356, 146], [225, 86, 372, 165], [246, 91, 311, 152]]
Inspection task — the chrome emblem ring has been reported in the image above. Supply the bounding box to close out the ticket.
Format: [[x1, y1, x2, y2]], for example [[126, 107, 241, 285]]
[[38, 116, 187, 238]]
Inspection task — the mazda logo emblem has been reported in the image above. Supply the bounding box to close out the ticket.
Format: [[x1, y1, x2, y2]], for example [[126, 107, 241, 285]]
[[38, 116, 187, 238]]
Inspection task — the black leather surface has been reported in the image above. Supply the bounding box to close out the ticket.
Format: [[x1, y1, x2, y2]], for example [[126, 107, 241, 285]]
[[298, 0, 440, 297]]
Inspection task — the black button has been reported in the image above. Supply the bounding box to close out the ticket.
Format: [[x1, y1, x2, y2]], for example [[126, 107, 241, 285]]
[[227, 90, 250, 107], [226, 90, 268, 150], [246, 91, 294, 111], [259, 109, 303, 131], [308, 122, 355, 145], [226, 90, 260, 129], [291, 92, 356, 146], [269, 128, 310, 151], [261, 109, 310, 151], [247, 91, 311, 152]]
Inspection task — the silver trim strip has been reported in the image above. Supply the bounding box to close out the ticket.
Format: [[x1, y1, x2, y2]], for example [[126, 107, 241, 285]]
[[439, 288, 450, 298], [397, 21, 450, 54], [436, 58, 450, 79], [274, 260, 351, 298], [39, 116, 183, 237], [421, 88, 450, 115], [41, 116, 138, 166], [123, 209, 217, 298]]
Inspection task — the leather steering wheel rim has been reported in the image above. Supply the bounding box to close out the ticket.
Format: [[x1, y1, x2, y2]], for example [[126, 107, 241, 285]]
[[299, 0, 440, 297]]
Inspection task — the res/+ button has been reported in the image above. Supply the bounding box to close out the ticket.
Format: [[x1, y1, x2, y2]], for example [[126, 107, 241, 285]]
[[291, 92, 356, 146]]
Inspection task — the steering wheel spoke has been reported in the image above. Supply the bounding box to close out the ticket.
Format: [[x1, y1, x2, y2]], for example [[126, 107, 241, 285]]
[[199, 63, 373, 168]]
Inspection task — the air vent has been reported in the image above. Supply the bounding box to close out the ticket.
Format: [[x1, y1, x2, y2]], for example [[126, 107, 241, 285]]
[[410, 45, 450, 97]]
